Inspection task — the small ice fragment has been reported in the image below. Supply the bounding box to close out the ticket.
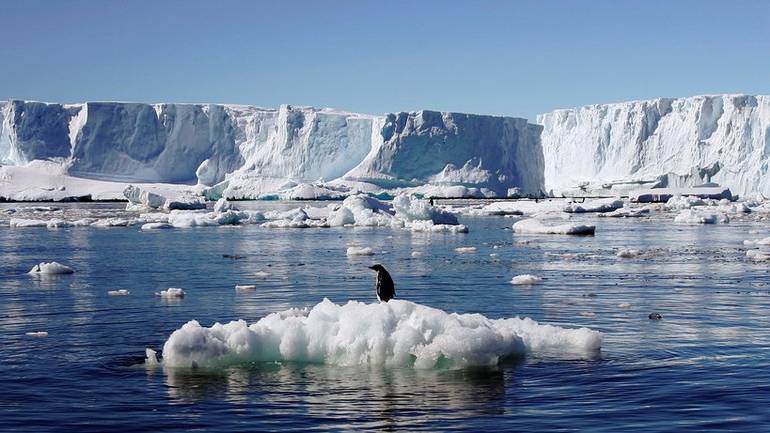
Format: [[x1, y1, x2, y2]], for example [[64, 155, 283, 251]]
[[616, 249, 642, 258], [347, 246, 374, 256], [28, 262, 74, 275], [145, 348, 159, 366], [108, 289, 130, 296], [578, 312, 596, 318], [746, 249, 770, 261], [490, 253, 499, 258], [511, 274, 542, 285], [26, 331, 48, 337], [254, 271, 271, 278], [235, 284, 257, 291], [410, 251, 424, 258], [157, 288, 185, 298], [454, 247, 477, 253], [513, 218, 595, 235], [141, 222, 173, 230], [618, 302, 632, 308]]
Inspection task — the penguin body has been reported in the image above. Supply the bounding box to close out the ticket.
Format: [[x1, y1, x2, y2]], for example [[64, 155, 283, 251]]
[[368, 264, 395, 302]]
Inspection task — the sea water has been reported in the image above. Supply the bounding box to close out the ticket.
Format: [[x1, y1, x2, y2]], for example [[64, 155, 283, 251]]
[[2, 202, 770, 431]]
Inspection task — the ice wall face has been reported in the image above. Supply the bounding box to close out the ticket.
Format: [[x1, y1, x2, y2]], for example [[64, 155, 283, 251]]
[[0, 100, 545, 197], [538, 95, 770, 197], [344, 111, 545, 196]]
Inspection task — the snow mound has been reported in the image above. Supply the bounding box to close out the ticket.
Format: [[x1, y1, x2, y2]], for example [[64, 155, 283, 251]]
[[513, 218, 595, 235], [673, 209, 729, 224], [28, 262, 74, 275], [153, 299, 602, 369], [511, 274, 543, 285]]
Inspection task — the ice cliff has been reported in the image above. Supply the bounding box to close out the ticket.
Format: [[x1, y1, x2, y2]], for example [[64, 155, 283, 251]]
[[0, 100, 544, 198], [538, 94, 770, 197]]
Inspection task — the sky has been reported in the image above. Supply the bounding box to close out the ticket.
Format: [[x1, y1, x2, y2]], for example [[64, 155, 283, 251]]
[[1, 0, 769, 121]]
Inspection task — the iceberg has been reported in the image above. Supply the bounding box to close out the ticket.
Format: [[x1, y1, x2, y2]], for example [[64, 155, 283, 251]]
[[512, 218, 596, 235], [1, 100, 545, 200], [539, 95, 770, 197]]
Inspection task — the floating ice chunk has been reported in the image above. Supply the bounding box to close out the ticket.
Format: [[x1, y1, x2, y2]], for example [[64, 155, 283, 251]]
[[744, 237, 770, 246], [157, 288, 185, 298], [145, 348, 160, 366], [10, 218, 49, 228], [26, 331, 48, 337], [598, 207, 650, 218], [108, 289, 130, 296], [213, 198, 237, 213], [455, 247, 477, 253], [235, 285, 257, 291], [511, 274, 542, 285], [405, 220, 468, 233], [347, 246, 375, 256], [141, 222, 173, 230], [665, 195, 707, 210], [392, 193, 459, 225], [513, 218, 595, 235], [616, 249, 642, 258], [167, 211, 219, 228], [618, 302, 632, 308], [747, 249, 770, 261], [674, 209, 729, 224], [563, 198, 623, 213], [254, 271, 271, 278], [578, 312, 596, 318], [411, 251, 424, 257], [90, 218, 134, 227], [163, 192, 206, 211], [157, 299, 603, 369], [28, 262, 74, 275], [327, 194, 394, 227], [124, 185, 166, 209]]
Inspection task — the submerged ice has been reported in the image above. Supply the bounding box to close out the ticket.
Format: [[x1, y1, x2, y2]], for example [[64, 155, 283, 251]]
[[154, 299, 602, 369]]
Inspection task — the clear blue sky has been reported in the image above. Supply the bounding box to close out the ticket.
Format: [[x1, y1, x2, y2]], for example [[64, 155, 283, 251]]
[[2, 0, 768, 121]]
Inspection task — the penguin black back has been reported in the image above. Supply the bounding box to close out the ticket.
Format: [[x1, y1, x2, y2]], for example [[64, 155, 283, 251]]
[[368, 264, 395, 302]]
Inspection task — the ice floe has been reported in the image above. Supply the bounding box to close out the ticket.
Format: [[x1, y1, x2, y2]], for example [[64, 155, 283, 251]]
[[157, 288, 186, 298], [513, 218, 595, 235], [26, 331, 49, 337], [673, 209, 729, 224], [28, 262, 74, 275], [346, 246, 375, 256], [455, 247, 477, 253], [108, 289, 130, 296], [153, 299, 603, 369], [511, 274, 543, 285], [616, 249, 642, 258], [563, 198, 623, 213]]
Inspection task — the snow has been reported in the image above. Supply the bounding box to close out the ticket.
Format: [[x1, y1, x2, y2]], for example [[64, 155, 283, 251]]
[[513, 218, 596, 235], [511, 274, 543, 285], [346, 246, 374, 256], [108, 289, 130, 296], [673, 209, 729, 224], [154, 299, 602, 368], [157, 288, 185, 298], [539, 95, 769, 197], [28, 261, 74, 275]]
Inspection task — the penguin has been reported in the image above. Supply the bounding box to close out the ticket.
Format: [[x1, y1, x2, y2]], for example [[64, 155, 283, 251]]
[[368, 264, 395, 302]]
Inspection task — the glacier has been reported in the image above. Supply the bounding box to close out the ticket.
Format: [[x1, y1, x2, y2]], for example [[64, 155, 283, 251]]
[[0, 100, 545, 200], [538, 94, 770, 197]]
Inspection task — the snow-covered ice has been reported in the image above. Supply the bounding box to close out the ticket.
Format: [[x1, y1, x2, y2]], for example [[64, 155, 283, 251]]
[[235, 285, 257, 292], [153, 299, 602, 369], [674, 209, 729, 224], [455, 247, 477, 253], [25, 331, 49, 337], [616, 249, 642, 258], [108, 289, 130, 296]]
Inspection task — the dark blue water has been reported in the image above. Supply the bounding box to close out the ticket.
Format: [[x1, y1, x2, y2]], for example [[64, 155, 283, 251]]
[[2, 203, 770, 431]]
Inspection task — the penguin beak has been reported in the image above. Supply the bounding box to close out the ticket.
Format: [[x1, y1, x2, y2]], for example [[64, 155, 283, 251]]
[[368, 265, 377, 270]]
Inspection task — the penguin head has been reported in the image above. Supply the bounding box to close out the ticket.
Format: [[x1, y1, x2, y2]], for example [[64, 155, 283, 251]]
[[368, 264, 385, 272]]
